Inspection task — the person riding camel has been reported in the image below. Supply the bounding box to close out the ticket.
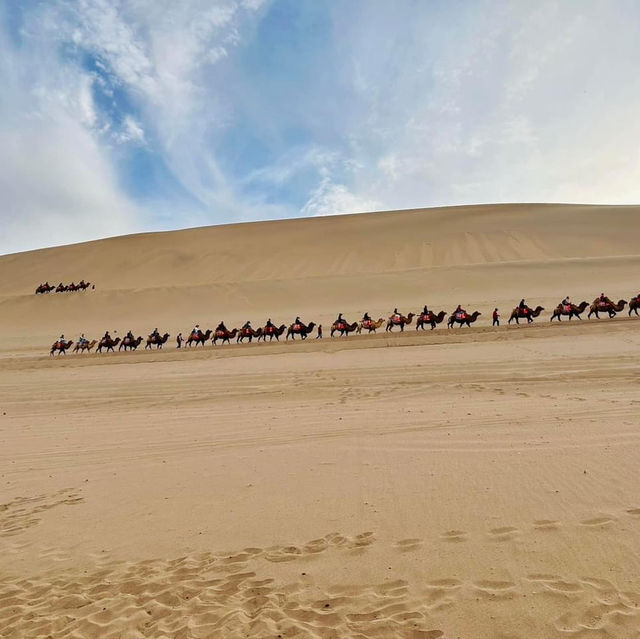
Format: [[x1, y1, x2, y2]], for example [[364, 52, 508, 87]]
[[562, 296, 570, 309], [336, 313, 345, 326], [392, 308, 401, 322], [58, 334, 65, 346], [242, 320, 252, 330], [265, 318, 275, 329], [126, 330, 135, 341], [78, 333, 87, 346], [363, 312, 371, 322], [193, 324, 202, 337], [455, 305, 466, 319], [150, 328, 159, 339], [294, 316, 303, 329], [103, 331, 111, 341], [598, 293, 611, 306], [422, 305, 429, 316], [215, 322, 227, 333]]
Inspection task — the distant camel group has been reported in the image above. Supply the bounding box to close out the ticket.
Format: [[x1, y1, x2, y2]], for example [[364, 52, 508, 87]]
[[36, 280, 93, 294], [48, 294, 640, 355]]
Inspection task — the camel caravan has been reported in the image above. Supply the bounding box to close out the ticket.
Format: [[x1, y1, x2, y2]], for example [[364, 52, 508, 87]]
[[36, 280, 93, 294], [48, 292, 639, 355]]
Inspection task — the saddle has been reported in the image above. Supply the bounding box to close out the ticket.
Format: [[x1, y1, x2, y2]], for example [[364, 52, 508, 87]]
[[294, 324, 302, 331], [362, 320, 372, 328], [336, 322, 346, 330], [455, 312, 465, 321], [598, 301, 608, 309], [562, 305, 571, 312]]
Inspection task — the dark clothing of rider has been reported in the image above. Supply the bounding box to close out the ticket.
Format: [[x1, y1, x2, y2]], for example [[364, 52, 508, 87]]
[[266, 319, 275, 328], [363, 312, 371, 321], [216, 323, 226, 333], [242, 321, 251, 330], [423, 306, 428, 315]]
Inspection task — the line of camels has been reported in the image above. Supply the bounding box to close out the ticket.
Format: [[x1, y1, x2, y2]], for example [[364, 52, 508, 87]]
[[36, 281, 93, 293], [49, 295, 640, 355]]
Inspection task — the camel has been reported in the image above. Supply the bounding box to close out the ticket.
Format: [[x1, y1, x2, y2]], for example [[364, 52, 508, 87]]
[[416, 310, 447, 331], [186, 329, 212, 347], [35, 283, 54, 294], [119, 336, 143, 351], [212, 328, 238, 345], [73, 339, 97, 353], [286, 322, 316, 340], [447, 310, 481, 328], [629, 296, 640, 316], [385, 313, 415, 332], [330, 320, 358, 337], [77, 281, 91, 291], [356, 318, 384, 334], [55, 284, 67, 293], [237, 327, 263, 343], [508, 305, 545, 325], [50, 340, 73, 355], [258, 324, 287, 341], [145, 333, 170, 349], [96, 337, 121, 353], [588, 299, 627, 319], [550, 301, 589, 322]]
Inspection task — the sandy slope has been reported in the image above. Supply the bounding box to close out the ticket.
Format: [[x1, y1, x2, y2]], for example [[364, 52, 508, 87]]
[[2, 204, 640, 638]]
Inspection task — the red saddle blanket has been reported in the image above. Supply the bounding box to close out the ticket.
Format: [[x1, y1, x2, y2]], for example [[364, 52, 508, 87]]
[[598, 301, 608, 308]]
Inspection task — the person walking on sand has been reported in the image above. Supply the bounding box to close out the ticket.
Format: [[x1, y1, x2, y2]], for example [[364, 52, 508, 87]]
[[176, 333, 183, 348], [316, 324, 323, 339], [492, 308, 500, 327]]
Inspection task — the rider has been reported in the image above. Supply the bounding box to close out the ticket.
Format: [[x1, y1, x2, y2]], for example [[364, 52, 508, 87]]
[[362, 311, 371, 322], [336, 312, 345, 326], [561, 296, 570, 308], [599, 292, 611, 305], [193, 324, 202, 337], [455, 304, 466, 318], [103, 330, 111, 341], [58, 334, 65, 345], [422, 305, 429, 316], [294, 316, 303, 328], [242, 320, 252, 330], [265, 318, 275, 329], [392, 308, 401, 322], [215, 321, 227, 333], [78, 333, 87, 346], [126, 329, 135, 341]]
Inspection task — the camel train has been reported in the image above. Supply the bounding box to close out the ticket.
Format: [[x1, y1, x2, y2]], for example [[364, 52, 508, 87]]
[[37, 281, 93, 294], [48, 293, 638, 355]]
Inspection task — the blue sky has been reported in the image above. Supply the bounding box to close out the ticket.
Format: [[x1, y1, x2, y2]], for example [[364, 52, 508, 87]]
[[2, 0, 640, 254]]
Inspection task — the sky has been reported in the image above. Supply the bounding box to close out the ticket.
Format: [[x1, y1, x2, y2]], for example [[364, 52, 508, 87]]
[[2, 0, 640, 254]]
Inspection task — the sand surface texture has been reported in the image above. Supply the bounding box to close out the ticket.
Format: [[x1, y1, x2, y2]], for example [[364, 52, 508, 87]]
[[2, 204, 640, 638]]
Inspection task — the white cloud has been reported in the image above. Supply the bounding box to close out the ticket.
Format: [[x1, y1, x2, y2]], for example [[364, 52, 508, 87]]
[[301, 178, 381, 218]]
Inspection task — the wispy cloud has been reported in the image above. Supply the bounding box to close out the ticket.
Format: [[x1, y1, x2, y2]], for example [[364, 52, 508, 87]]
[[3, 1, 640, 254]]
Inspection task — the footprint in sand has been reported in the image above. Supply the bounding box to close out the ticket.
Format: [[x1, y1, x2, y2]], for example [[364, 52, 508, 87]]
[[394, 538, 423, 553], [579, 516, 615, 528], [487, 526, 520, 541], [626, 508, 640, 516], [533, 519, 560, 531], [440, 530, 467, 542]]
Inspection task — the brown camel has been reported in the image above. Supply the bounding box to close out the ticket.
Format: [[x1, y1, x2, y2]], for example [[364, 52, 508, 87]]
[[258, 324, 286, 341], [588, 299, 627, 319], [550, 301, 589, 322], [186, 329, 212, 347], [356, 318, 384, 334], [385, 313, 415, 332], [237, 327, 263, 343], [508, 305, 545, 325], [286, 321, 316, 340], [50, 340, 73, 355], [629, 296, 640, 316], [96, 337, 121, 353], [330, 320, 358, 337], [145, 332, 170, 349], [447, 310, 481, 328], [416, 310, 447, 331], [119, 336, 143, 351], [55, 284, 67, 292], [212, 328, 238, 345], [73, 339, 97, 353], [36, 283, 55, 294]]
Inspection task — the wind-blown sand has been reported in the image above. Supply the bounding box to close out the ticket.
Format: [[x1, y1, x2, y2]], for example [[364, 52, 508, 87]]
[[2, 204, 640, 638]]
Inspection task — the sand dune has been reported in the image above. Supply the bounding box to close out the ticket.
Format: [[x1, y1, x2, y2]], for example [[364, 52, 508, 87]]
[[2, 203, 640, 638]]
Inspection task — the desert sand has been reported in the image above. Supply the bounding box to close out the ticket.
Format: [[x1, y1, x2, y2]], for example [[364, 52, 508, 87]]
[[2, 203, 640, 638]]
